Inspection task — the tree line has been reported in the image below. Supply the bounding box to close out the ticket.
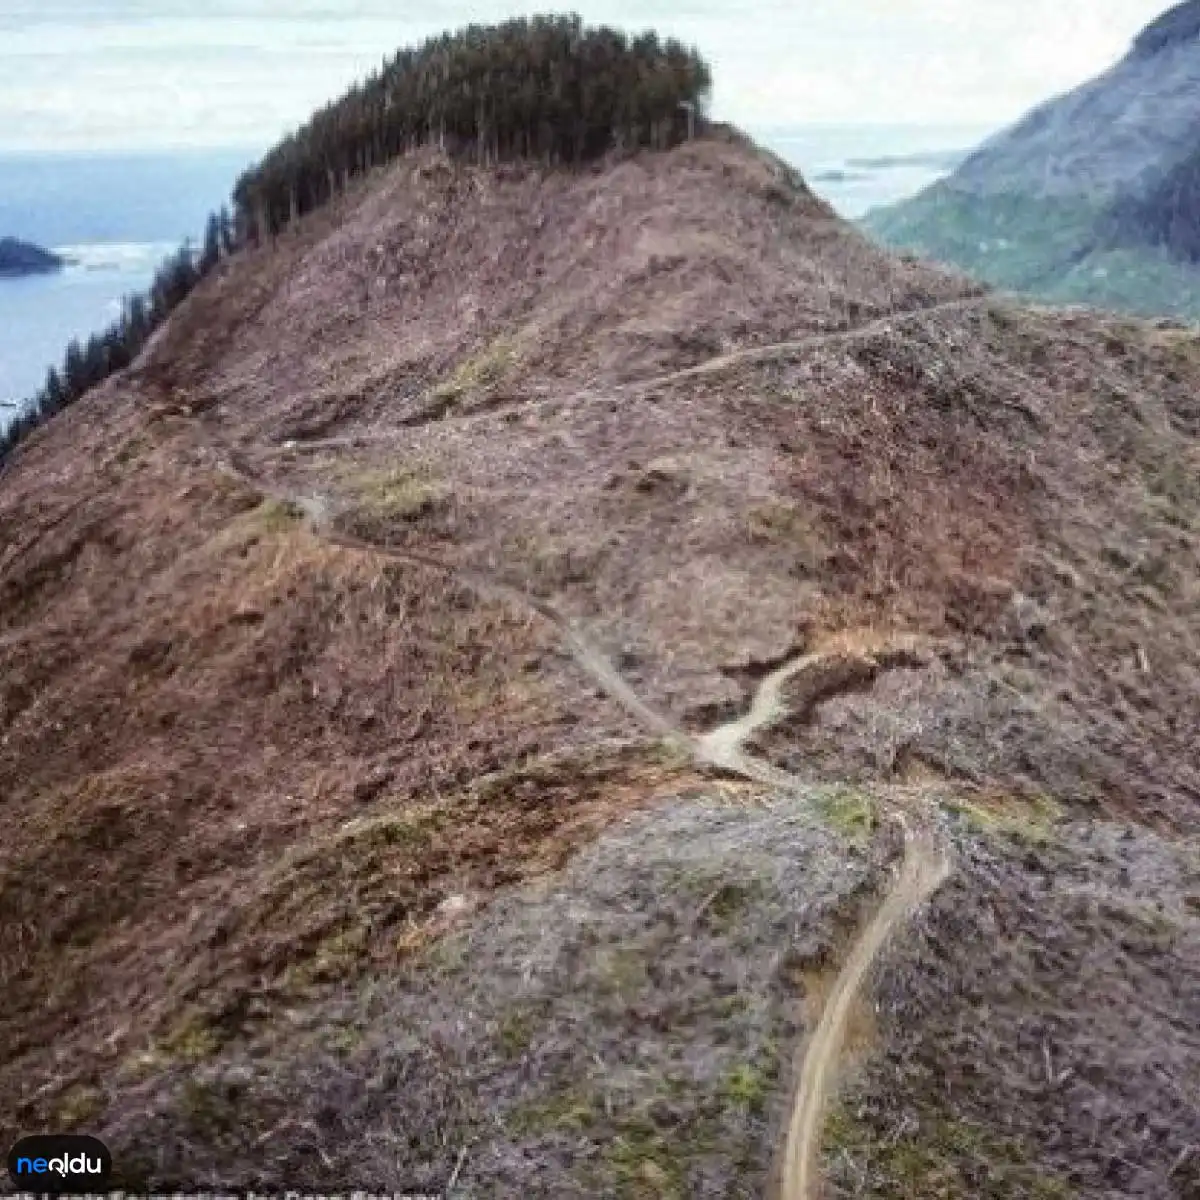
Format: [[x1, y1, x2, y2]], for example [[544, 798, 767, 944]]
[[1, 15, 712, 466], [232, 15, 711, 242], [0, 209, 235, 464]]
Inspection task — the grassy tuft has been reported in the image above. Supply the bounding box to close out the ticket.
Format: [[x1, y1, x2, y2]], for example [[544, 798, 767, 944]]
[[824, 1104, 1076, 1199], [160, 1012, 224, 1064], [947, 792, 1062, 845], [814, 787, 880, 842], [253, 497, 305, 533], [723, 1062, 769, 1115], [430, 333, 522, 404], [352, 466, 448, 521]]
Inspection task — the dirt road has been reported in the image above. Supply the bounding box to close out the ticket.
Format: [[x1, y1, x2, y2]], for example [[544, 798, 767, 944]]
[[205, 314, 958, 1199], [778, 820, 950, 1200], [694, 651, 950, 1199]]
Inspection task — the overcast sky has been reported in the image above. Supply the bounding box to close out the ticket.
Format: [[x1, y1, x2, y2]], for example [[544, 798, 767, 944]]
[[0, 0, 1174, 153]]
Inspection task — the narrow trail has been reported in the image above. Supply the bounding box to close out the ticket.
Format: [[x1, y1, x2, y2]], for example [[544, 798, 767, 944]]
[[618, 294, 986, 393], [203, 296, 963, 1197], [695, 650, 951, 1200], [216, 454, 688, 746], [214, 453, 950, 1200], [256, 294, 988, 455], [778, 821, 949, 1200], [696, 652, 832, 787]]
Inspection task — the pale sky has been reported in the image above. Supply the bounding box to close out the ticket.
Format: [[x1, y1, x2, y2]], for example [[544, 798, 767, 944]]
[[0, 1, 1175, 153]]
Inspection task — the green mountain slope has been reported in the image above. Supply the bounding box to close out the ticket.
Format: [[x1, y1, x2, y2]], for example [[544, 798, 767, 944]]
[[865, 0, 1200, 318]]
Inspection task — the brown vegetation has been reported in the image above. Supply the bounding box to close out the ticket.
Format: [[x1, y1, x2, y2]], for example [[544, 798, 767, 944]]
[[1, 132, 1197, 1192]]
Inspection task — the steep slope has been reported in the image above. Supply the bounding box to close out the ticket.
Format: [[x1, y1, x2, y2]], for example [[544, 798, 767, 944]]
[[866, 0, 1200, 318], [2, 131, 1199, 1197], [1108, 141, 1200, 263]]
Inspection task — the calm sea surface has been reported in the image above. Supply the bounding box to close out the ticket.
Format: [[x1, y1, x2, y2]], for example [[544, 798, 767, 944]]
[[0, 149, 252, 421], [0, 125, 994, 427]]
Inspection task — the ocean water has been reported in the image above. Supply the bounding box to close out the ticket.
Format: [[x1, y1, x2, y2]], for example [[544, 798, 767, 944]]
[[757, 122, 994, 217], [0, 149, 253, 421], [0, 125, 993, 428]]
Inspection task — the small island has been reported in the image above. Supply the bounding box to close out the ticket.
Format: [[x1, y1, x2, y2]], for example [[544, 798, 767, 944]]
[[0, 237, 66, 278]]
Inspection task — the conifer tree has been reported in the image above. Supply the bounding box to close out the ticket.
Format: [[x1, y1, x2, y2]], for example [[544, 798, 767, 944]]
[[2, 16, 713, 468]]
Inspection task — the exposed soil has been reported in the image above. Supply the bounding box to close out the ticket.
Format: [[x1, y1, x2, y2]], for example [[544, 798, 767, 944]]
[[780, 821, 949, 1200], [216, 440, 952, 1200], [1, 132, 1198, 1195]]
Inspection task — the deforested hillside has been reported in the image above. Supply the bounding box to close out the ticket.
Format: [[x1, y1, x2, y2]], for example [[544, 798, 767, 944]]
[[1, 39, 1199, 1200]]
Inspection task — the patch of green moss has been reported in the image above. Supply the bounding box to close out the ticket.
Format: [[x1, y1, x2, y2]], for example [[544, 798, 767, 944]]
[[53, 1083, 105, 1127], [323, 1022, 366, 1055], [607, 1114, 687, 1199], [253, 497, 304, 533], [824, 1105, 1076, 1199], [112, 433, 150, 469], [723, 1063, 769, 1115], [496, 1008, 537, 1059], [704, 880, 764, 926], [507, 1088, 602, 1136], [160, 1012, 223, 1064], [814, 787, 880, 842], [430, 333, 521, 404], [947, 793, 1062, 845], [706, 991, 749, 1019], [282, 923, 370, 989], [352, 466, 447, 521]]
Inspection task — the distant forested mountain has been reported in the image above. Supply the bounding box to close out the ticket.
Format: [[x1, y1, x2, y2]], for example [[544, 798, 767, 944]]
[[866, 0, 1200, 318]]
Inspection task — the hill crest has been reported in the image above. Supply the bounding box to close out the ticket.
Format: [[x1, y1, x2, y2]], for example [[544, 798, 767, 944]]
[[1, 129, 1198, 1196]]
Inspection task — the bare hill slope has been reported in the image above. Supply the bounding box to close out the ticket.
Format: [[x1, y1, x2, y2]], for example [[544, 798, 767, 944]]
[[2, 133, 1198, 1197]]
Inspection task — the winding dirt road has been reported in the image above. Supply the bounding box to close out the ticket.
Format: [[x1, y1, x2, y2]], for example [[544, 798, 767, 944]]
[[694, 649, 951, 1199], [203, 300, 961, 1198], [619, 294, 987, 393], [255, 294, 990, 456]]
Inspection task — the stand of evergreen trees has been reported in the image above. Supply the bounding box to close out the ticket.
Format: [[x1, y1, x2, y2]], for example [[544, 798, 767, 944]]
[[1, 15, 711, 467], [233, 15, 711, 242]]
